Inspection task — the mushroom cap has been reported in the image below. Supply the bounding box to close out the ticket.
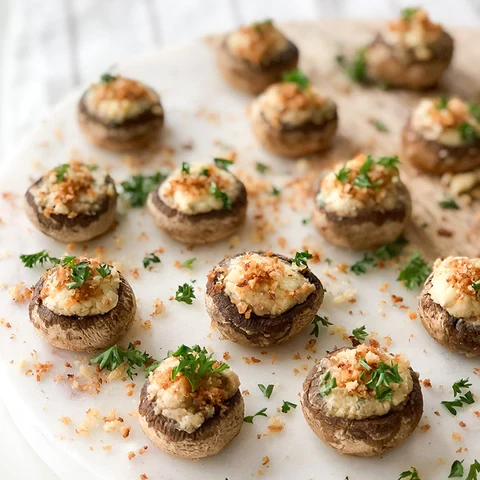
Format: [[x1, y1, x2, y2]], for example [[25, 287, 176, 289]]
[[146, 178, 247, 245], [365, 31, 454, 90], [138, 381, 244, 459], [402, 119, 480, 174], [300, 347, 423, 457], [250, 105, 337, 158], [418, 273, 480, 357], [29, 273, 136, 352], [217, 38, 299, 95], [205, 252, 325, 347], [77, 91, 164, 151], [25, 175, 117, 243], [312, 183, 411, 250]]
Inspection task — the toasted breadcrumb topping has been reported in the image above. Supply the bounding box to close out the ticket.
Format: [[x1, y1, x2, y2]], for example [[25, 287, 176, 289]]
[[40, 257, 120, 317], [317, 154, 405, 217], [158, 162, 240, 214], [84, 76, 161, 123], [147, 356, 239, 434], [226, 21, 289, 65], [31, 161, 115, 217], [412, 97, 480, 146], [252, 83, 336, 128], [214, 252, 315, 318], [429, 256, 480, 318]]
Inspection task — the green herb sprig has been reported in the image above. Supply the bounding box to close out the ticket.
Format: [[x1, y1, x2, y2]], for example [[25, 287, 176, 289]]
[[366, 362, 403, 401], [449, 460, 464, 478], [465, 460, 480, 480], [350, 254, 376, 275], [54, 164, 70, 183], [292, 251, 313, 267], [397, 252, 431, 290], [372, 119, 389, 132], [258, 384, 275, 399], [458, 122, 478, 142], [244, 408, 268, 424], [20, 250, 60, 268], [473, 280, 480, 297], [310, 315, 332, 337], [209, 182, 232, 209], [214, 158, 233, 170], [281, 401, 297, 413], [319, 371, 337, 397], [121, 172, 167, 207], [256, 162, 269, 174], [143, 252, 161, 269], [442, 378, 475, 415], [282, 69, 310, 90], [401, 8, 419, 21], [352, 325, 368, 342], [398, 467, 421, 480], [175, 283, 196, 304], [182, 258, 196, 270], [100, 72, 116, 83], [439, 198, 460, 210], [336, 48, 367, 84]]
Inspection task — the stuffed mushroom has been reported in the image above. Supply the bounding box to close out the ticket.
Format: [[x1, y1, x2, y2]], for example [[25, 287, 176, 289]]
[[250, 73, 338, 158], [301, 344, 423, 457], [402, 96, 480, 174], [365, 8, 453, 90], [78, 73, 164, 151], [146, 160, 247, 244], [29, 257, 136, 352], [205, 251, 324, 347], [313, 154, 411, 250], [138, 345, 244, 459], [217, 19, 299, 95], [418, 256, 480, 357], [25, 161, 117, 243]]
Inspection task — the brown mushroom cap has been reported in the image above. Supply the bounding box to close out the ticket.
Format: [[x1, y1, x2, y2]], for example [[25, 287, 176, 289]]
[[29, 273, 136, 352], [300, 347, 423, 457], [146, 178, 247, 245], [312, 183, 411, 250], [251, 106, 338, 158], [365, 32, 454, 90], [418, 273, 480, 357], [205, 252, 325, 347], [217, 38, 299, 95], [402, 119, 480, 174], [138, 381, 244, 459], [77, 90, 164, 152], [25, 175, 117, 243]]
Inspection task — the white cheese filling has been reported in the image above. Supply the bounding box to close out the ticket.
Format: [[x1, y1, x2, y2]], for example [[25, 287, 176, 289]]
[[429, 256, 480, 319], [319, 347, 413, 420], [147, 356, 240, 434], [158, 163, 240, 215], [222, 253, 315, 318], [41, 262, 120, 317]]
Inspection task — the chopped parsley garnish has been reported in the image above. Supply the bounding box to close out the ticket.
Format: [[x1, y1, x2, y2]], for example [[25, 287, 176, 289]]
[[281, 401, 297, 413], [169, 344, 229, 391], [319, 371, 337, 397], [121, 172, 167, 207], [90, 343, 153, 380], [374, 235, 408, 261], [336, 47, 367, 84], [214, 157, 233, 170], [66, 261, 91, 289], [281, 68, 310, 90], [398, 467, 421, 480], [256, 162, 269, 174], [253, 18, 273, 31], [436, 96, 448, 110], [358, 357, 372, 371], [439, 197, 460, 210], [353, 170, 383, 189], [100, 72, 116, 83], [302, 217, 310, 225], [310, 315, 332, 337], [473, 280, 480, 297], [182, 257, 196, 269], [199, 167, 210, 176], [143, 252, 161, 269], [401, 7, 419, 21], [465, 460, 480, 480], [452, 378, 472, 396], [442, 378, 475, 415], [258, 384, 275, 399], [244, 407, 268, 424], [96, 264, 111, 278], [175, 283, 196, 304], [376, 155, 401, 171], [335, 166, 350, 183], [449, 460, 464, 478], [469, 102, 480, 122], [85, 164, 98, 171], [270, 186, 281, 196], [54, 164, 70, 182], [366, 362, 403, 401], [352, 325, 368, 341], [20, 250, 60, 268], [209, 182, 232, 209], [372, 119, 389, 132], [181, 162, 191, 174], [292, 250, 313, 267], [350, 253, 376, 275], [397, 252, 431, 290], [144, 360, 160, 376], [458, 121, 478, 142]]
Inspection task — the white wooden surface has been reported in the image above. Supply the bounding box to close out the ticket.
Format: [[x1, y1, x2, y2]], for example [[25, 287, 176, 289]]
[[0, 1, 479, 479]]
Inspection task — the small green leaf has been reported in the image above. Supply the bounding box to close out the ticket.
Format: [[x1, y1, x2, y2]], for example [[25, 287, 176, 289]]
[[397, 252, 431, 290], [270, 186, 281, 196], [292, 251, 313, 267], [182, 258, 196, 270], [209, 182, 232, 209], [143, 253, 161, 269], [436, 96, 448, 110], [281, 401, 297, 413], [439, 198, 460, 210], [175, 283, 196, 305], [100, 72, 116, 83], [181, 162, 191, 174], [281, 68, 310, 90], [401, 8, 419, 21], [214, 158, 233, 170], [335, 166, 350, 183], [54, 164, 70, 183], [372, 119, 389, 132], [95, 264, 111, 278], [256, 162, 269, 174], [244, 407, 268, 423], [458, 121, 478, 142], [319, 371, 337, 397], [352, 325, 368, 341], [258, 384, 275, 399], [449, 460, 464, 478]]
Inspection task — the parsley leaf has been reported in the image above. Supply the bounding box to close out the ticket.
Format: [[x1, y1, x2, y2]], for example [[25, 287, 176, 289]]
[[377, 155, 400, 170], [95, 264, 111, 278], [175, 283, 196, 304], [209, 182, 232, 209], [350, 254, 376, 275], [20, 250, 60, 268], [121, 172, 167, 207], [372, 119, 389, 132], [401, 8, 419, 21], [181, 162, 191, 174], [398, 466, 421, 480], [442, 399, 464, 416], [100, 72, 116, 83], [282, 68, 310, 90], [281, 401, 297, 413], [442, 378, 476, 415], [336, 48, 367, 84], [473, 280, 480, 297], [335, 166, 351, 183], [458, 122, 478, 142], [292, 250, 313, 267], [54, 164, 70, 183], [352, 325, 368, 341], [465, 460, 480, 480], [452, 378, 472, 396], [169, 344, 229, 391], [374, 236, 408, 260], [270, 186, 281, 196], [182, 258, 196, 269], [253, 19, 273, 31], [256, 162, 269, 174], [469, 102, 480, 122], [437, 96, 448, 110], [214, 158, 233, 170], [310, 315, 332, 337], [319, 371, 337, 397], [439, 198, 460, 210], [66, 261, 91, 289], [397, 252, 431, 290], [143, 252, 161, 269], [358, 357, 372, 371], [449, 460, 464, 478], [244, 407, 268, 424], [258, 384, 275, 399], [366, 362, 403, 401]]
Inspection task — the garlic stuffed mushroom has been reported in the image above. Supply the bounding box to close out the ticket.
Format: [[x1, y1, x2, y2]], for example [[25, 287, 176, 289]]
[[146, 160, 247, 245], [402, 96, 480, 174], [78, 74, 164, 151], [313, 154, 411, 250], [25, 161, 117, 243], [205, 251, 324, 347], [138, 345, 244, 459], [419, 256, 480, 357], [217, 19, 299, 95], [365, 8, 454, 90], [301, 345, 423, 457], [29, 257, 136, 352], [250, 71, 338, 158]]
